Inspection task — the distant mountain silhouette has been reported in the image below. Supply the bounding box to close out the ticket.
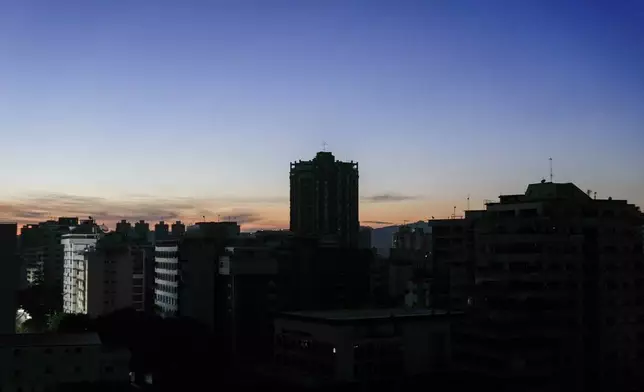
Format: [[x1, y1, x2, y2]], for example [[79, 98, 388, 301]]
[[371, 221, 429, 257]]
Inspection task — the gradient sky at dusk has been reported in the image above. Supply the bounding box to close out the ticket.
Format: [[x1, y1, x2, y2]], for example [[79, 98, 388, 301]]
[[1, 0, 643, 229]]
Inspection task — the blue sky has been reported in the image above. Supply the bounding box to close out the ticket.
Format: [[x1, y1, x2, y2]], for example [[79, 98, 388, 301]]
[[1, 0, 642, 228]]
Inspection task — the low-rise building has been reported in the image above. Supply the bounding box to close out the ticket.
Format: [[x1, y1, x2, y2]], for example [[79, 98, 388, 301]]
[[273, 308, 454, 386], [0, 332, 130, 392]]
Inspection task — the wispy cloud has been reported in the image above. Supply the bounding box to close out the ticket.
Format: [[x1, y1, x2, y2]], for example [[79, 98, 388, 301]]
[[362, 220, 395, 225], [362, 193, 420, 203], [0, 192, 273, 228]]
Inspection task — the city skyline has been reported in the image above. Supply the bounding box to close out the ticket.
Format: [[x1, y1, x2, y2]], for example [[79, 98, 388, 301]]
[[1, 1, 643, 230]]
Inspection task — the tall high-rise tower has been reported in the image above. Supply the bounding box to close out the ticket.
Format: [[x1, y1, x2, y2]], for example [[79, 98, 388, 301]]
[[289, 151, 359, 247]]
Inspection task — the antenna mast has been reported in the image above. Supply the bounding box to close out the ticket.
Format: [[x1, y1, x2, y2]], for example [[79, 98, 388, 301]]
[[467, 194, 470, 211], [549, 157, 553, 183]]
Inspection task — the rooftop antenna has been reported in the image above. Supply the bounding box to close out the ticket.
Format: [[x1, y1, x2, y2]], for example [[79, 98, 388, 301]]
[[452, 206, 456, 219], [467, 194, 470, 211], [549, 157, 553, 183], [594, 191, 597, 200], [202, 215, 206, 222]]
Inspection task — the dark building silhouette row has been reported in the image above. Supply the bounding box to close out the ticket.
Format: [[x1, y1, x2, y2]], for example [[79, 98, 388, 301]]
[[374, 181, 644, 391], [4, 150, 644, 392]]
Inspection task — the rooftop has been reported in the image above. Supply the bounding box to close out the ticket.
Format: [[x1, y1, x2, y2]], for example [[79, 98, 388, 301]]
[[279, 308, 456, 324], [0, 333, 102, 348]]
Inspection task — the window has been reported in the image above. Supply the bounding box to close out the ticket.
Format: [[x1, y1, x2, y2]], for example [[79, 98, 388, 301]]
[[13, 349, 21, 357], [45, 366, 52, 374], [75, 347, 82, 353], [105, 366, 114, 373], [44, 348, 52, 354]]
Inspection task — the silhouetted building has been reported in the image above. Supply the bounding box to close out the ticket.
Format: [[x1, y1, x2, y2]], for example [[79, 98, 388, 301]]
[[273, 308, 455, 387], [171, 221, 185, 238], [428, 211, 483, 312], [391, 225, 431, 270], [21, 245, 45, 287], [154, 221, 170, 242], [0, 333, 130, 391], [290, 151, 359, 247], [216, 232, 283, 363], [154, 222, 240, 322], [359, 226, 373, 249], [134, 220, 150, 243], [279, 241, 372, 312], [453, 182, 644, 392], [0, 222, 18, 334], [19, 217, 79, 309], [115, 219, 131, 236], [213, 231, 372, 365]]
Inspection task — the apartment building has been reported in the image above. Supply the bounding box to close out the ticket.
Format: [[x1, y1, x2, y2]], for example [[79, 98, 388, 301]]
[[154, 221, 241, 320], [290, 151, 360, 248], [453, 182, 644, 392], [154, 240, 180, 316], [62, 233, 100, 314], [427, 211, 483, 312]]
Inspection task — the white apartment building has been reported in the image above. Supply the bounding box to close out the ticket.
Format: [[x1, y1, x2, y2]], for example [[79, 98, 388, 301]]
[[154, 241, 180, 316], [0, 332, 130, 392], [64, 232, 144, 317], [62, 233, 100, 314]]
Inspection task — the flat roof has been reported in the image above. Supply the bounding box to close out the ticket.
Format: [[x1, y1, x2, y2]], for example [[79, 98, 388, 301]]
[[0, 333, 101, 348], [278, 308, 458, 324]]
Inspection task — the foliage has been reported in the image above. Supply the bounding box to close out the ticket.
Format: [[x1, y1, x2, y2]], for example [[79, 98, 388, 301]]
[[46, 311, 66, 331], [47, 312, 93, 333], [17, 284, 61, 331], [17, 318, 39, 333]]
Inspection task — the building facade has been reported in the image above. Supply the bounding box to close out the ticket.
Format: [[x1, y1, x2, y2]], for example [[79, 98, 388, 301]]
[[0, 333, 130, 392], [273, 308, 454, 386], [153, 240, 180, 317], [290, 151, 359, 247], [154, 222, 241, 320], [453, 182, 644, 392], [20, 217, 79, 310], [61, 233, 100, 314], [0, 223, 18, 334]]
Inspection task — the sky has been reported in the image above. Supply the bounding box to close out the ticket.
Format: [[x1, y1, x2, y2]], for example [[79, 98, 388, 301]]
[[0, 0, 643, 230]]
